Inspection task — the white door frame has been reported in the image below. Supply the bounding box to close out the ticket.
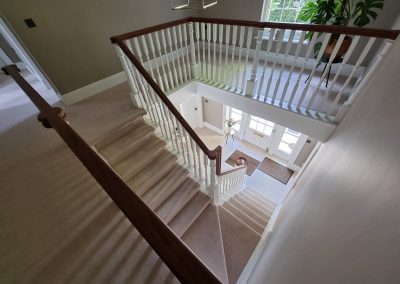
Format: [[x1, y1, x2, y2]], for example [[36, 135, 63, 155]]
[[0, 16, 56, 92]]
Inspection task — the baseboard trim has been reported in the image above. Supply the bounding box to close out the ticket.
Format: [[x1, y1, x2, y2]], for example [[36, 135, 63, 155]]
[[61, 71, 127, 105], [203, 122, 223, 134]]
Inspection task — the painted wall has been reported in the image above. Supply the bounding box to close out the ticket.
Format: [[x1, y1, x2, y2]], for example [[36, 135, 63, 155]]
[[248, 37, 400, 284], [0, 0, 196, 94], [198, 0, 263, 21], [202, 97, 223, 129], [294, 137, 317, 167]]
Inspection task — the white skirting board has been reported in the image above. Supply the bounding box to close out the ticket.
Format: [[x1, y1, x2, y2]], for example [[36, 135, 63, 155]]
[[203, 122, 224, 134], [61, 71, 127, 105]]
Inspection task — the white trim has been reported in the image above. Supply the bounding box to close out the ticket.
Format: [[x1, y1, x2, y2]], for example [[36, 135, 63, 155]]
[[0, 17, 55, 90], [0, 47, 13, 65], [61, 71, 127, 105], [203, 121, 223, 134]]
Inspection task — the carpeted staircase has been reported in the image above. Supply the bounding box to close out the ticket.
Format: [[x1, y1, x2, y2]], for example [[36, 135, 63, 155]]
[[93, 109, 276, 283]]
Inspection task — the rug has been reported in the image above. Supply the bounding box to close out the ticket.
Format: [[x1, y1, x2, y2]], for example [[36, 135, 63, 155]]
[[225, 150, 261, 176], [258, 157, 294, 184]]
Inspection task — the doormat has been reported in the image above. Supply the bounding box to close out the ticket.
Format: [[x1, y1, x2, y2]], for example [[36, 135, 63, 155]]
[[258, 157, 294, 184], [225, 150, 261, 176]]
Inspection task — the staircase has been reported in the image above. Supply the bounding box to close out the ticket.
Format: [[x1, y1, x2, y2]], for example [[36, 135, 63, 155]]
[[93, 109, 228, 283], [93, 108, 277, 283]]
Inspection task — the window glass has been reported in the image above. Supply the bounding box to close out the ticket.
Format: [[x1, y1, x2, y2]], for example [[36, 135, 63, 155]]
[[249, 115, 275, 136], [278, 128, 300, 154]]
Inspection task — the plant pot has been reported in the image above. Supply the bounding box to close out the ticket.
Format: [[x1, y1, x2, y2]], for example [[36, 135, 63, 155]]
[[325, 36, 352, 59]]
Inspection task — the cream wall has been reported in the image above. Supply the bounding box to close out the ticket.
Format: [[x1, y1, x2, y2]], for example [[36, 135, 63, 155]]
[[0, 0, 196, 94], [248, 37, 400, 284], [202, 97, 223, 129]]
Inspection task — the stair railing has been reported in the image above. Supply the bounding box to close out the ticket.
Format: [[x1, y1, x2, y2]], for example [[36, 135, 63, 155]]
[[111, 17, 398, 205], [112, 17, 399, 123], [2, 64, 222, 284]]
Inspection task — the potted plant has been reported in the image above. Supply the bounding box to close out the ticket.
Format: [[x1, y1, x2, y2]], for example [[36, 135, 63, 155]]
[[225, 118, 238, 130], [298, 0, 385, 58]]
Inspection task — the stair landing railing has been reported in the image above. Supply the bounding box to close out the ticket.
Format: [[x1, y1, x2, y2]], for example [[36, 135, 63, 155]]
[[111, 17, 398, 204]]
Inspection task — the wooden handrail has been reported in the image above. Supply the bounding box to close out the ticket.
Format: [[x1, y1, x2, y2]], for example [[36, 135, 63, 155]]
[[111, 17, 400, 42], [2, 64, 222, 284]]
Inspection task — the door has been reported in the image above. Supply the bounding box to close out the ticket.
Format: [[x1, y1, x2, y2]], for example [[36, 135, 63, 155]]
[[179, 95, 201, 129], [269, 127, 308, 163], [243, 115, 277, 150]]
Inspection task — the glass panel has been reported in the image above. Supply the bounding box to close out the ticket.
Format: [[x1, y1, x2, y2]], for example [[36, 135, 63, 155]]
[[264, 126, 274, 136], [281, 133, 299, 144], [249, 120, 257, 129], [256, 123, 265, 133], [278, 142, 293, 154]]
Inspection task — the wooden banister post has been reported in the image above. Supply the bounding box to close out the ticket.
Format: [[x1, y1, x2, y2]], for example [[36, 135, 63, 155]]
[[245, 28, 263, 98], [37, 107, 67, 128]]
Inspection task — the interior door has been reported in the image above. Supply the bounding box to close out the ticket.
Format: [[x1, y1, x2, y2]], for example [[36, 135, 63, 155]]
[[179, 95, 201, 129], [243, 115, 277, 150]]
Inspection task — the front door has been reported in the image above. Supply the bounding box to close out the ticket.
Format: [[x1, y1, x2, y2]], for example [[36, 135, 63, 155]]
[[243, 115, 277, 150], [269, 127, 308, 164]]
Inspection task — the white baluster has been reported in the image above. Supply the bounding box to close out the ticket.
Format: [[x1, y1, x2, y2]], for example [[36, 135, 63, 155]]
[[245, 28, 263, 98], [235, 26, 245, 91], [316, 36, 360, 117], [264, 29, 285, 103], [158, 98, 177, 150], [218, 24, 224, 84], [297, 33, 332, 110], [241, 27, 253, 92], [258, 28, 275, 101], [147, 33, 165, 91], [172, 27, 184, 85], [273, 30, 296, 105], [229, 26, 238, 88], [154, 31, 170, 91], [196, 144, 203, 181], [183, 128, 192, 168], [160, 30, 176, 89], [201, 22, 206, 78], [287, 32, 319, 108], [166, 28, 180, 86], [175, 118, 187, 165], [207, 23, 212, 81], [188, 22, 198, 78], [210, 159, 217, 204], [328, 37, 376, 117], [306, 34, 346, 112], [177, 25, 188, 82], [281, 31, 307, 104], [115, 45, 139, 106], [212, 23, 218, 82], [182, 24, 192, 80], [139, 36, 156, 80], [203, 153, 209, 188], [223, 25, 231, 86], [189, 137, 198, 177]]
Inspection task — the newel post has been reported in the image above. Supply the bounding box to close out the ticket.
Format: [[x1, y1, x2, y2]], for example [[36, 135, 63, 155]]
[[188, 22, 200, 79], [245, 28, 264, 98], [37, 107, 68, 128]]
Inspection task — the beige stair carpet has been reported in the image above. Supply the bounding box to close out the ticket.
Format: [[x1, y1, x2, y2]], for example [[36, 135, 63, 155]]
[[93, 110, 229, 283], [219, 188, 277, 283]]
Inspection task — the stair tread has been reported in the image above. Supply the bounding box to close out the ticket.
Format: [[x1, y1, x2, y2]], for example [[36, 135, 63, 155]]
[[97, 123, 154, 163], [112, 137, 166, 180], [223, 202, 264, 235], [245, 189, 277, 209], [94, 108, 147, 148], [235, 193, 273, 218], [229, 197, 269, 226], [142, 164, 189, 210], [126, 150, 178, 197], [155, 177, 199, 224], [182, 204, 229, 284], [168, 191, 210, 237], [218, 206, 261, 283], [240, 191, 275, 212]]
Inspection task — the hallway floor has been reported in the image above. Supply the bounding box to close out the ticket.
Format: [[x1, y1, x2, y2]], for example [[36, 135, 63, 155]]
[[194, 126, 296, 204]]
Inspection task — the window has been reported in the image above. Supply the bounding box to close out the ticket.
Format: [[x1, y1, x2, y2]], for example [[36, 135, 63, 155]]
[[262, 0, 312, 23], [226, 106, 242, 132], [261, 0, 312, 41], [278, 127, 300, 154], [249, 115, 275, 136]]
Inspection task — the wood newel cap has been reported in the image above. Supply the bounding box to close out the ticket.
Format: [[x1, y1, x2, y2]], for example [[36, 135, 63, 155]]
[[1, 64, 21, 75], [37, 107, 67, 128]]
